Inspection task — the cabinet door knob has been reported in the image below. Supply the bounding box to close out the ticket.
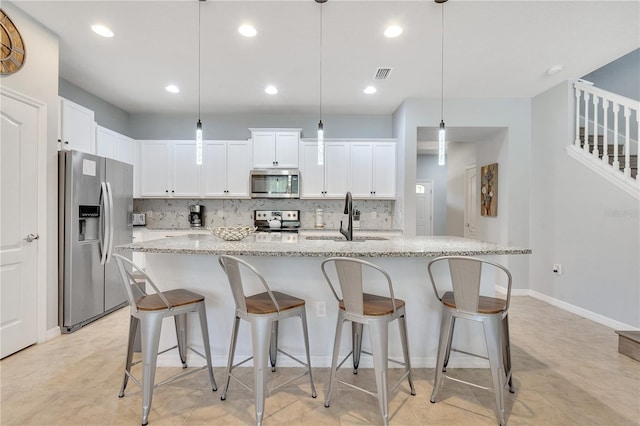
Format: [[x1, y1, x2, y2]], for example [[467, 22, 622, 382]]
[[165, 190, 169, 193]]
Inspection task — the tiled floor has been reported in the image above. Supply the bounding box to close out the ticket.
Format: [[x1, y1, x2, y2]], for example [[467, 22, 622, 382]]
[[1, 297, 639, 425]]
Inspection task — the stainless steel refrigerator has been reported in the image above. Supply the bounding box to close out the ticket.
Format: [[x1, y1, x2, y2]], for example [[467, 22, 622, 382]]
[[58, 150, 133, 333]]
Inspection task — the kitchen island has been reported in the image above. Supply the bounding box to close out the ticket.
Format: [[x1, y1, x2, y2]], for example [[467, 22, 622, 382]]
[[116, 234, 530, 368]]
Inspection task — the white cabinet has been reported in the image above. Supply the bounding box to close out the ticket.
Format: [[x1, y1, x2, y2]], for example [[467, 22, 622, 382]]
[[139, 140, 201, 197], [349, 141, 396, 199], [203, 140, 250, 197], [172, 142, 201, 197], [96, 125, 135, 165], [59, 97, 96, 153], [250, 129, 300, 168], [300, 141, 349, 198]]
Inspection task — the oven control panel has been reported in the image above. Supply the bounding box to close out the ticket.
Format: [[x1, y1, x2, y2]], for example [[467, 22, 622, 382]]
[[254, 210, 299, 221]]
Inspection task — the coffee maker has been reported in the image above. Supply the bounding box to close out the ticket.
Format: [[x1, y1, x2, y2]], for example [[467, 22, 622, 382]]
[[188, 204, 204, 227]]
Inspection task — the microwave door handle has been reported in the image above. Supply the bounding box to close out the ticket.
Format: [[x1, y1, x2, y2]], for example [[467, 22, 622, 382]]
[[106, 182, 115, 262], [287, 175, 292, 194], [99, 182, 109, 265]]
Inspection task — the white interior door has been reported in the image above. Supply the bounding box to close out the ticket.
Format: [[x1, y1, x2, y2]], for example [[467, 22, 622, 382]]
[[1, 92, 39, 358], [464, 165, 478, 238], [416, 180, 433, 236]]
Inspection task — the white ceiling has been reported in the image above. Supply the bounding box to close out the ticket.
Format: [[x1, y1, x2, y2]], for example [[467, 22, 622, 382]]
[[12, 0, 640, 116]]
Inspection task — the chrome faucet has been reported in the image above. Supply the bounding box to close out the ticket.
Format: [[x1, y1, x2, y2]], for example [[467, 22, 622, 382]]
[[339, 192, 353, 241]]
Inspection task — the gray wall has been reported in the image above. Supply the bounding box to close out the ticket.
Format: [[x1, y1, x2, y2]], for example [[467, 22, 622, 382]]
[[582, 48, 640, 101], [59, 78, 131, 136], [416, 155, 447, 235], [531, 80, 640, 328], [3, 2, 60, 332], [128, 113, 392, 140], [392, 97, 531, 289]]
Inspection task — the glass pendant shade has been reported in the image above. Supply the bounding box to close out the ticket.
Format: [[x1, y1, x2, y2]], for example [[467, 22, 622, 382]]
[[317, 120, 324, 165], [196, 119, 203, 165], [438, 120, 446, 166]]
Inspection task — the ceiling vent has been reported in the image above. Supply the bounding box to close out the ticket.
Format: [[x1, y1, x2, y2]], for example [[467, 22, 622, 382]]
[[374, 67, 393, 80]]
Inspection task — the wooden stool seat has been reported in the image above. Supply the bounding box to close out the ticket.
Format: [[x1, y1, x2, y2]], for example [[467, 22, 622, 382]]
[[135, 289, 205, 311], [441, 291, 505, 314], [246, 291, 305, 314], [339, 293, 406, 316]]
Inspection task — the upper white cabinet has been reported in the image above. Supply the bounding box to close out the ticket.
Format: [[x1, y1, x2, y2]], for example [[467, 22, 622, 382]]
[[96, 125, 135, 165], [203, 140, 250, 197], [139, 140, 201, 197], [349, 141, 396, 199], [251, 129, 300, 168], [299, 140, 349, 198], [59, 97, 96, 153]]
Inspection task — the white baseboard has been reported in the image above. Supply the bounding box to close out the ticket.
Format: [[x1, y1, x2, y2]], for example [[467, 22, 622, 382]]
[[528, 290, 637, 330], [496, 286, 636, 330], [43, 326, 61, 342]]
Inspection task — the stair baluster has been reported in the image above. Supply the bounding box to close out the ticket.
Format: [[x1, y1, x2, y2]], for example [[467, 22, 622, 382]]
[[612, 103, 620, 171], [602, 100, 609, 164], [583, 92, 591, 154], [574, 89, 582, 148], [624, 107, 631, 178], [592, 94, 600, 159]]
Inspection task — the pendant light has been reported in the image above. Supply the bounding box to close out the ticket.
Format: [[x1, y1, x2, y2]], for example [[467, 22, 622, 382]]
[[195, 0, 205, 165], [436, 0, 447, 166], [316, 0, 327, 166]]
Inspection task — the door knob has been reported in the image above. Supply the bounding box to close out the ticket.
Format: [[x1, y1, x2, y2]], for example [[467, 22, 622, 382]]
[[24, 233, 39, 242]]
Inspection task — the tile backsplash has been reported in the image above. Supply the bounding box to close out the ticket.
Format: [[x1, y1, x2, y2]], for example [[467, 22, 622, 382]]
[[134, 198, 395, 230]]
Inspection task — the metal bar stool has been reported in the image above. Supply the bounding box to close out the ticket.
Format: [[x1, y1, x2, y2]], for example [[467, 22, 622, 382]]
[[427, 255, 514, 426], [218, 255, 317, 426], [321, 257, 416, 426], [113, 254, 217, 426]]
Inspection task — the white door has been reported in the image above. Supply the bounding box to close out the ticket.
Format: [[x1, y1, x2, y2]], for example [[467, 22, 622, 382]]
[[1, 93, 39, 358], [464, 165, 478, 238], [416, 181, 433, 236]]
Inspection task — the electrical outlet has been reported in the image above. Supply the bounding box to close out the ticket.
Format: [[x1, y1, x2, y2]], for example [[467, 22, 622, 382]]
[[553, 264, 562, 275], [371, 211, 377, 220], [217, 210, 224, 218], [316, 301, 326, 317]]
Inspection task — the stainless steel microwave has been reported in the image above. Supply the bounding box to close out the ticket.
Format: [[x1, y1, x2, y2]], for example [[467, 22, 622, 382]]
[[250, 169, 300, 198]]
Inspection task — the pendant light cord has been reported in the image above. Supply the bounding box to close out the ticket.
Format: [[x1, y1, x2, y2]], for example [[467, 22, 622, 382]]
[[198, 1, 201, 120], [440, 3, 444, 122], [319, 1, 323, 122]]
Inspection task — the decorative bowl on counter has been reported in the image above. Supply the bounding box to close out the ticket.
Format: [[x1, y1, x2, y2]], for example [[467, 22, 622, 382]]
[[208, 226, 256, 241]]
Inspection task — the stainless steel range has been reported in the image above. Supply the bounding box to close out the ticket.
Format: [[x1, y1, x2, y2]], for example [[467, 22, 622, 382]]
[[254, 210, 300, 233]]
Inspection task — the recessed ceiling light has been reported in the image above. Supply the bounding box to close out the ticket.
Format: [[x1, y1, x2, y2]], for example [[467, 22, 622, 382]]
[[384, 25, 403, 38], [547, 64, 565, 76], [265, 85, 278, 95], [165, 85, 180, 94], [239, 24, 257, 37], [91, 24, 114, 38], [364, 86, 377, 94]]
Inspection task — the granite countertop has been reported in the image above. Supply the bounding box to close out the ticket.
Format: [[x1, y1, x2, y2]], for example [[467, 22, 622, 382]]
[[117, 233, 531, 258]]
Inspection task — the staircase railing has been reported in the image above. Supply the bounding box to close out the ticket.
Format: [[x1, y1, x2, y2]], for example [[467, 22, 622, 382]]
[[571, 81, 639, 195]]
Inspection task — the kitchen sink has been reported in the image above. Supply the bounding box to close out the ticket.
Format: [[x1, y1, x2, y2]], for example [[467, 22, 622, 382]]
[[304, 236, 388, 242]]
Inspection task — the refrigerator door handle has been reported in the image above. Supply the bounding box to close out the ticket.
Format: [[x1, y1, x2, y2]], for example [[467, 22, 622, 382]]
[[106, 182, 115, 262], [99, 182, 110, 265]]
